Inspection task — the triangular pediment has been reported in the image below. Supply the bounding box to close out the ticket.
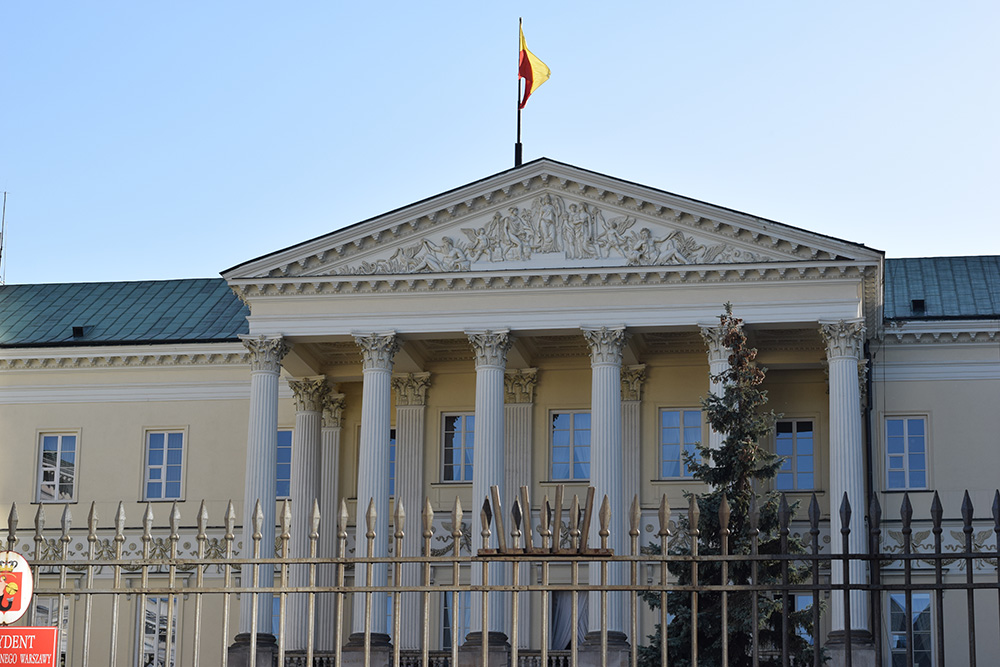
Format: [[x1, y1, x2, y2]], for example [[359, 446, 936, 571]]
[[224, 159, 882, 283]]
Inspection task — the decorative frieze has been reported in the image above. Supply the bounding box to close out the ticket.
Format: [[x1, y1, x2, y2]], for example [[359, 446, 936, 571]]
[[504, 368, 538, 404], [0, 350, 250, 371], [240, 334, 290, 372], [467, 330, 512, 368], [820, 320, 865, 360], [337, 193, 770, 275], [582, 326, 627, 366], [353, 332, 399, 371], [287, 376, 328, 413], [620, 364, 646, 401], [391, 372, 431, 406]]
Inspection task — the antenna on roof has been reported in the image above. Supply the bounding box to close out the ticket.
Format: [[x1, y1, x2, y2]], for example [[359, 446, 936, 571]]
[[0, 191, 6, 285]]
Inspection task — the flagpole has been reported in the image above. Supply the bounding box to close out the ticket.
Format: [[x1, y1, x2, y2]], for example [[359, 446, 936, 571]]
[[515, 18, 523, 167]]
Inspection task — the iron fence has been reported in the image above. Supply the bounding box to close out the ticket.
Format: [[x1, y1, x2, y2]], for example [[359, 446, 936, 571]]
[[3, 485, 999, 667]]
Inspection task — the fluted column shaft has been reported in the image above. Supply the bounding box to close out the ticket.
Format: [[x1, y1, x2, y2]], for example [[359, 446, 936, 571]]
[[351, 333, 399, 638], [467, 330, 512, 639], [700, 325, 729, 453], [391, 372, 431, 650], [238, 334, 289, 636], [583, 326, 628, 638], [286, 376, 327, 649], [505, 368, 537, 648], [821, 320, 868, 634], [620, 365, 646, 511], [316, 393, 345, 651]]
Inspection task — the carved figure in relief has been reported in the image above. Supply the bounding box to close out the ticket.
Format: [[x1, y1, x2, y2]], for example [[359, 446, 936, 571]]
[[597, 215, 636, 259], [462, 226, 495, 262], [537, 194, 560, 252], [413, 236, 471, 272], [565, 203, 598, 259], [624, 227, 658, 265], [658, 231, 704, 265]]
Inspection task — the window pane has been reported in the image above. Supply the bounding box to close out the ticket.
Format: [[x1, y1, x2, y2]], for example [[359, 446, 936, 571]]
[[796, 422, 813, 434], [149, 449, 164, 466], [798, 438, 813, 456], [574, 430, 590, 447], [42, 436, 59, 451], [887, 420, 904, 437], [888, 471, 905, 488], [149, 432, 164, 448], [167, 449, 183, 465], [776, 472, 792, 490], [798, 473, 813, 489], [552, 430, 570, 447], [776, 421, 793, 434], [166, 482, 181, 498], [683, 411, 701, 428], [909, 436, 925, 453], [573, 447, 589, 463], [887, 437, 904, 454], [799, 455, 813, 473], [574, 413, 590, 429], [166, 467, 182, 482], [552, 463, 570, 479], [662, 444, 680, 463], [909, 471, 926, 488], [167, 432, 184, 448], [551, 413, 570, 429], [662, 461, 680, 478], [63, 435, 76, 451], [552, 447, 569, 463], [908, 453, 925, 471], [776, 440, 793, 457], [661, 411, 679, 428], [908, 419, 924, 436], [147, 482, 162, 499]]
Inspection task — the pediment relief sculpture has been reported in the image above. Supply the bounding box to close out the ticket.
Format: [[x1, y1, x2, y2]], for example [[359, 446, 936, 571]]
[[338, 193, 770, 275]]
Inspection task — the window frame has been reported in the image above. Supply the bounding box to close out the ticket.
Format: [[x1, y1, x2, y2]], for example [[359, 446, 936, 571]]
[[658, 408, 703, 479], [884, 415, 929, 490], [774, 418, 817, 492], [142, 428, 188, 502], [36, 430, 80, 503], [549, 410, 591, 481], [276, 428, 293, 500], [441, 413, 474, 484], [888, 591, 933, 666]]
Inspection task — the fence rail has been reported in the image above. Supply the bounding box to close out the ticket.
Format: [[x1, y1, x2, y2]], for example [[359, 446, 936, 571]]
[[4, 486, 999, 667]]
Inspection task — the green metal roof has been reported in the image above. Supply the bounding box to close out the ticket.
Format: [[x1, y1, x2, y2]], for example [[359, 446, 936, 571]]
[[885, 256, 1000, 320], [0, 278, 249, 347]]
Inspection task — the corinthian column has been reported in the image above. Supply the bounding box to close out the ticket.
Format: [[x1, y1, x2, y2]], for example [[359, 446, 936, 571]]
[[285, 375, 328, 649], [700, 325, 729, 453], [582, 326, 629, 648], [820, 320, 869, 640], [466, 329, 512, 644], [390, 372, 431, 650], [350, 332, 399, 644], [505, 367, 538, 649], [620, 364, 646, 511], [317, 392, 345, 651], [237, 334, 290, 638]]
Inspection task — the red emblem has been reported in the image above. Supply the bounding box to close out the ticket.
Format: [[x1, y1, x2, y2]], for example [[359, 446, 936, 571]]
[[0, 551, 33, 624]]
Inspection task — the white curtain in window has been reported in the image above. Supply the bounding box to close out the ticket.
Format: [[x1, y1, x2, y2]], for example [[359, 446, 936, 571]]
[[551, 591, 588, 650]]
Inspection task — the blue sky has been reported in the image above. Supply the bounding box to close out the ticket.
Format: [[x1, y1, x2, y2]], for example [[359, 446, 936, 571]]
[[2, 2, 997, 284]]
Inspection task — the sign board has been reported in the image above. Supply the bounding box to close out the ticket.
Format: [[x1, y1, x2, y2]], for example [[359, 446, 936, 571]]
[[0, 627, 59, 665], [0, 552, 33, 625]]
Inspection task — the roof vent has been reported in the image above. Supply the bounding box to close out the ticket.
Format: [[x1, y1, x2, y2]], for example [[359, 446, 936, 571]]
[[72, 325, 86, 338], [910, 299, 926, 314]]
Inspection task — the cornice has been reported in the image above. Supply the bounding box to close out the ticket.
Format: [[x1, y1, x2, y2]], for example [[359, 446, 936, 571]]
[[0, 343, 250, 371], [881, 320, 1000, 345], [228, 260, 878, 301]]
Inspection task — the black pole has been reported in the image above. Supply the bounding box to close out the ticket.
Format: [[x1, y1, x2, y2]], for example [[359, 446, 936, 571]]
[[515, 18, 523, 167]]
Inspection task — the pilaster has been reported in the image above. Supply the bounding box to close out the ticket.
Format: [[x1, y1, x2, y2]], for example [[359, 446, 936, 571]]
[[700, 324, 729, 452], [316, 392, 345, 651]]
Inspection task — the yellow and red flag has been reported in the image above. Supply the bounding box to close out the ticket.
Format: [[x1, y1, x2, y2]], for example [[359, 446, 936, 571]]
[[518, 25, 550, 109]]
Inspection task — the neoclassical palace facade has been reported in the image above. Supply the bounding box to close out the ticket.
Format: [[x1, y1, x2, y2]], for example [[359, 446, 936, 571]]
[[1, 159, 997, 664]]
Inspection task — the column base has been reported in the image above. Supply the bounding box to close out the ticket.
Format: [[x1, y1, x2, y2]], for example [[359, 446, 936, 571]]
[[227, 632, 278, 667], [580, 631, 630, 667], [459, 631, 510, 667], [825, 630, 876, 667], [342, 632, 393, 667]]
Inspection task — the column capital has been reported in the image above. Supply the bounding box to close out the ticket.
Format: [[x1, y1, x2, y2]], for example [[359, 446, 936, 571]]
[[466, 330, 512, 368], [288, 376, 328, 413], [820, 320, 866, 360], [582, 326, 627, 366], [504, 368, 538, 404], [353, 332, 400, 371], [322, 393, 346, 429], [699, 324, 728, 365], [391, 372, 432, 406], [620, 364, 647, 402], [240, 334, 290, 372]]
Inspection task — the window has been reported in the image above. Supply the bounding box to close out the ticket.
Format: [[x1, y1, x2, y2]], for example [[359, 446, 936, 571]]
[[140, 596, 177, 667], [276, 429, 292, 499], [889, 592, 932, 666], [441, 590, 471, 648], [660, 410, 701, 478], [34, 595, 69, 662], [442, 414, 474, 482], [775, 420, 815, 491], [144, 431, 185, 500], [551, 412, 590, 480], [886, 417, 927, 489], [793, 593, 815, 645], [37, 432, 77, 502]]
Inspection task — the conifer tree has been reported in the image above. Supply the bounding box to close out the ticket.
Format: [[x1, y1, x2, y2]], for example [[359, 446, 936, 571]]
[[639, 305, 818, 667]]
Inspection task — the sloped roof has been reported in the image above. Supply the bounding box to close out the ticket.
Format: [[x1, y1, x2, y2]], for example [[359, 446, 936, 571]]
[[0, 278, 248, 347], [885, 256, 1000, 320]]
